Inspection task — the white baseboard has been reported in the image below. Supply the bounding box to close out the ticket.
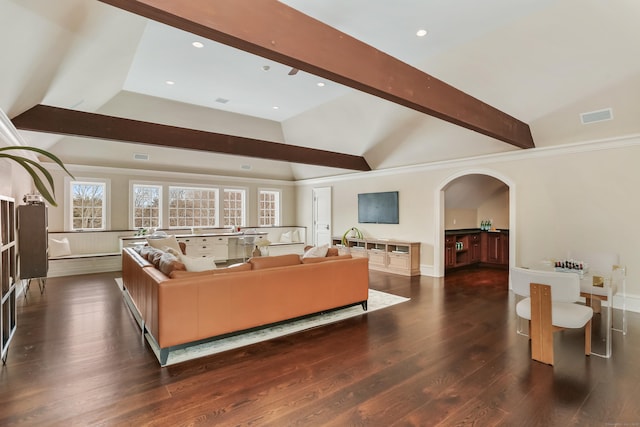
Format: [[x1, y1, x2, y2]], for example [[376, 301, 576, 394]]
[[611, 292, 640, 313], [420, 264, 435, 277]]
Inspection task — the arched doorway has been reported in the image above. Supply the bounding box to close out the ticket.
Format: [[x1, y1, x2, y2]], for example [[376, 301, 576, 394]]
[[433, 169, 516, 279]]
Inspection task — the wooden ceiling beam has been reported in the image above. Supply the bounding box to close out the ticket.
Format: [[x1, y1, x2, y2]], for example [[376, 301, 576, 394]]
[[98, 0, 535, 149], [11, 105, 371, 171]]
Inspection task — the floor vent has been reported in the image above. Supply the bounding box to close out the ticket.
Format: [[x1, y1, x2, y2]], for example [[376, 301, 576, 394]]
[[580, 108, 613, 124]]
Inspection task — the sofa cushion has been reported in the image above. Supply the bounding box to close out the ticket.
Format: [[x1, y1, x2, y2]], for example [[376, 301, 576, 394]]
[[140, 245, 162, 261], [181, 255, 217, 272], [302, 244, 329, 258], [158, 252, 186, 276], [301, 254, 353, 264], [302, 245, 339, 257], [146, 248, 165, 267], [279, 231, 292, 243], [139, 245, 152, 258], [249, 254, 301, 270], [169, 262, 251, 279], [326, 247, 339, 257], [48, 237, 72, 258], [146, 235, 182, 253]]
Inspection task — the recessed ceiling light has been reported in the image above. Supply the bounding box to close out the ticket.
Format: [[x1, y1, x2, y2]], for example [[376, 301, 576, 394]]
[[317, 82, 325, 87], [273, 106, 279, 110], [416, 29, 428, 37], [192, 41, 204, 48], [262, 65, 271, 72], [165, 80, 175, 85]]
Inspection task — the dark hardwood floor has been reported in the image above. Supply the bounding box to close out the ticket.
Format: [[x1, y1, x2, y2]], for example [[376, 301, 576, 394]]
[[1, 267, 638, 426]]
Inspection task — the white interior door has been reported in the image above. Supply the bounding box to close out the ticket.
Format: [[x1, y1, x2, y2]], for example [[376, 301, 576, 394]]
[[312, 187, 332, 246]]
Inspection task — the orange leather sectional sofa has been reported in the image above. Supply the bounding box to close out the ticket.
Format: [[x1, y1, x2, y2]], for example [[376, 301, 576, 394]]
[[121, 247, 370, 365]]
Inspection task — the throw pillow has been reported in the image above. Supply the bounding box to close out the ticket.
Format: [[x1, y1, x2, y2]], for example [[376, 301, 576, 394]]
[[48, 237, 72, 258], [164, 247, 182, 257], [158, 252, 186, 276], [279, 231, 292, 243], [150, 249, 164, 269], [146, 235, 181, 253], [327, 247, 339, 256], [302, 244, 329, 258], [181, 255, 217, 272], [292, 229, 300, 242]]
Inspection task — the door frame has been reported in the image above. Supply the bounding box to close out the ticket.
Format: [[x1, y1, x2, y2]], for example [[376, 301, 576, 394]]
[[434, 168, 516, 285], [312, 186, 332, 247]]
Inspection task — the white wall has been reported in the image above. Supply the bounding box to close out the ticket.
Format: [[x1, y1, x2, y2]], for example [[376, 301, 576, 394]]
[[444, 208, 477, 229], [296, 136, 640, 310], [0, 161, 32, 208], [477, 189, 509, 229]]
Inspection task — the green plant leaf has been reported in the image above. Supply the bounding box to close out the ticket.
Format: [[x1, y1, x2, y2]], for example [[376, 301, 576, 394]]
[[0, 145, 75, 207], [0, 145, 75, 179], [2, 154, 58, 206]]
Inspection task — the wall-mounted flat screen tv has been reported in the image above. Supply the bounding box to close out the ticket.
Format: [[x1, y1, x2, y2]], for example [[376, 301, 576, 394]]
[[358, 191, 399, 224]]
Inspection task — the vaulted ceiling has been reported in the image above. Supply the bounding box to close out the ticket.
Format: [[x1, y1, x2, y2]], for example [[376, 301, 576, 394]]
[[2, 0, 640, 181]]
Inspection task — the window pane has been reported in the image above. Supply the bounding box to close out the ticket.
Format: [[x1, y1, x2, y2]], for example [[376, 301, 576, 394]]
[[71, 181, 106, 230], [168, 186, 218, 228], [224, 189, 245, 227], [258, 190, 280, 226], [132, 184, 161, 230]]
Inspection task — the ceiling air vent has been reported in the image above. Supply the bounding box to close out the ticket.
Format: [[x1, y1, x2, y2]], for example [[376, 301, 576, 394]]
[[580, 108, 613, 125], [215, 97, 230, 104], [133, 153, 149, 161]]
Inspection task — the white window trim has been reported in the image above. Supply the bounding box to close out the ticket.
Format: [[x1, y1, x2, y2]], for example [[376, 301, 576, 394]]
[[258, 188, 282, 227], [223, 187, 247, 227], [64, 176, 111, 231], [130, 182, 163, 230], [167, 184, 220, 229]]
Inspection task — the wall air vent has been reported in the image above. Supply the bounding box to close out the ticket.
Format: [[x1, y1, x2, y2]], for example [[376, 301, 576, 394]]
[[580, 108, 613, 124], [133, 153, 149, 161]]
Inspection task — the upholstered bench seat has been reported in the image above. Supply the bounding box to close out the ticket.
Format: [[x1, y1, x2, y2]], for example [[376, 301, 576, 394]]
[[516, 298, 594, 329]]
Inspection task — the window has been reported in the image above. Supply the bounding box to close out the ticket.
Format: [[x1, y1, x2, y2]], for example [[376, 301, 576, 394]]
[[168, 186, 218, 228], [132, 184, 162, 229], [70, 180, 107, 230], [223, 189, 246, 227], [258, 189, 280, 226]]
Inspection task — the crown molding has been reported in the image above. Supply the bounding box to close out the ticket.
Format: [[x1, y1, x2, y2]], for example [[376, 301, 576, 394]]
[[296, 133, 640, 186], [45, 163, 297, 187]]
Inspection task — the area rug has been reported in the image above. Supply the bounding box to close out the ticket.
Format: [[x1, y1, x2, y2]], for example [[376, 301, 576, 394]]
[[114, 279, 408, 366]]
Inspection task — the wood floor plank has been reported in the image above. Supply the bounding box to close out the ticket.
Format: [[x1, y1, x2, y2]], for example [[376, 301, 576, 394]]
[[0, 268, 638, 426]]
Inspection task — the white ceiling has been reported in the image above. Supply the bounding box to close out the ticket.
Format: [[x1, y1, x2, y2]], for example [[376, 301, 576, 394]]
[[123, 0, 555, 122], [2, 0, 640, 180]]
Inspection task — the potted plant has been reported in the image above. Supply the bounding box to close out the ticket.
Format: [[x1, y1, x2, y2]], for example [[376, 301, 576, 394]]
[[0, 145, 74, 207], [1, 108, 74, 207], [341, 226, 363, 247]]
